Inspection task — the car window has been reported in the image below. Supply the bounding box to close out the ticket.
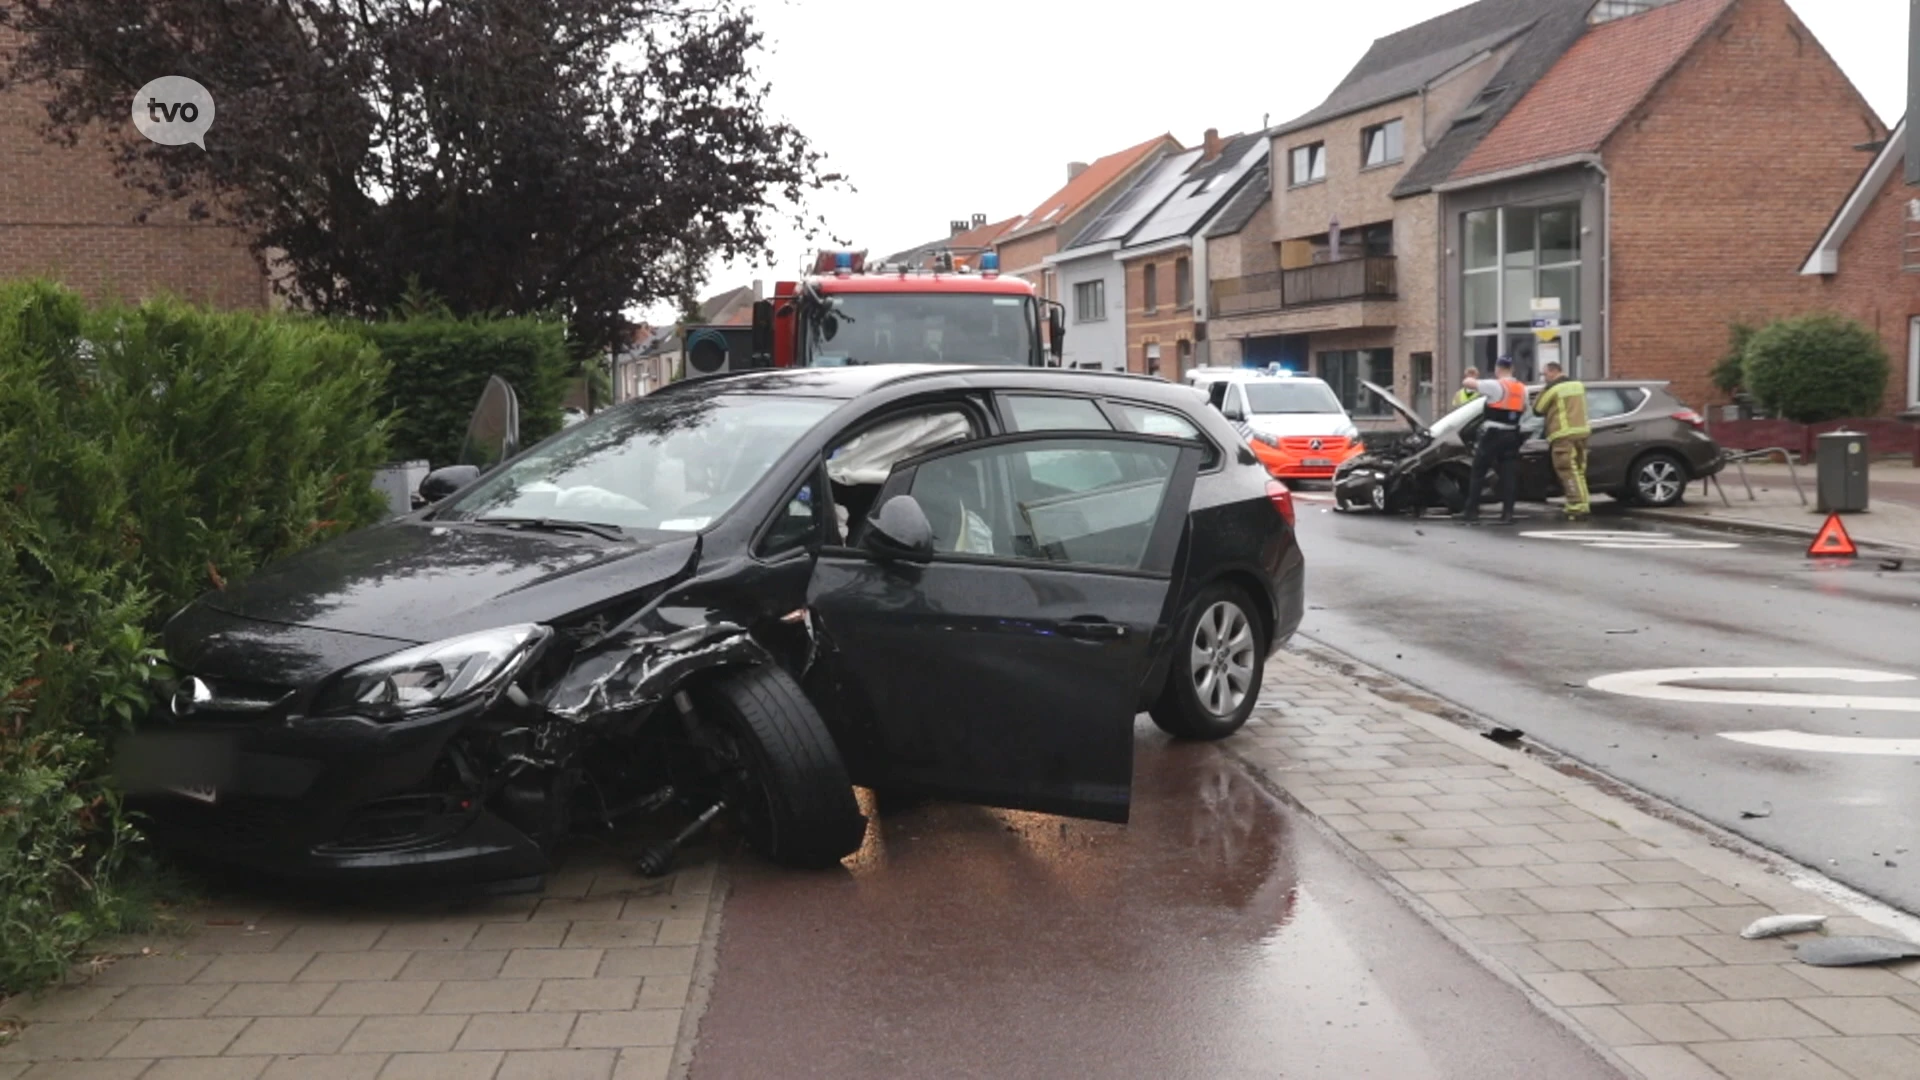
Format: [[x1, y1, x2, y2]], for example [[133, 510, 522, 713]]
[[1106, 402, 1218, 469], [1242, 380, 1344, 414], [757, 479, 818, 557], [905, 439, 1180, 571], [1003, 394, 1112, 433], [1588, 388, 1643, 420], [826, 405, 980, 546]]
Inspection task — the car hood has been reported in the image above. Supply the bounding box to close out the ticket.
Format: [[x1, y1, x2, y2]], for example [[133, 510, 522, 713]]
[[197, 520, 700, 644], [1362, 380, 1426, 433], [1245, 412, 1356, 438]]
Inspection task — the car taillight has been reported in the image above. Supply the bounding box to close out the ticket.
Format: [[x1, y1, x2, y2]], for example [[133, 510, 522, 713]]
[[1673, 408, 1705, 430], [1265, 479, 1296, 527]]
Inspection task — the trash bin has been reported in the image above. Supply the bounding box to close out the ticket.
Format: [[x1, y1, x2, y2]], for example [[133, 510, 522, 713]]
[[1815, 431, 1869, 513]]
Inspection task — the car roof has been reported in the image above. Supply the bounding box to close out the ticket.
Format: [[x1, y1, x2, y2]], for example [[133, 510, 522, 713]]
[[1188, 368, 1329, 386], [656, 363, 1209, 407]]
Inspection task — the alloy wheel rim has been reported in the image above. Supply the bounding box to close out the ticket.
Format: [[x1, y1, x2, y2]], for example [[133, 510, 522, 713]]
[[1639, 459, 1681, 503], [1369, 484, 1388, 511], [1190, 601, 1256, 717]]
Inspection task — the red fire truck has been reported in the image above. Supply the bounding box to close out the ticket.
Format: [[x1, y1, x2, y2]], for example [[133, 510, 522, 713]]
[[750, 249, 1066, 368]]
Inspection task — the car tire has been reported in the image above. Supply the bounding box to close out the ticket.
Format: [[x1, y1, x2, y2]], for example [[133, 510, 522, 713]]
[[1149, 582, 1267, 742], [1434, 464, 1474, 514], [689, 666, 867, 870], [1627, 451, 1689, 508]]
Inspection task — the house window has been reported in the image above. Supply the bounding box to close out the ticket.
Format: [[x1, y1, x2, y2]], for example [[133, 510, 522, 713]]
[[1452, 85, 1507, 128], [1461, 203, 1585, 383], [1144, 342, 1161, 377], [1174, 257, 1192, 308], [1289, 143, 1326, 186], [1143, 263, 1159, 313], [1177, 338, 1193, 374], [1073, 279, 1106, 323], [1590, 0, 1672, 23], [1908, 317, 1920, 410], [1362, 119, 1405, 168], [1317, 349, 1396, 415]]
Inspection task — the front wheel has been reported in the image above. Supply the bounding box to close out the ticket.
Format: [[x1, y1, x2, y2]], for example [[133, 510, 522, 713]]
[[1150, 583, 1267, 741], [688, 667, 866, 869], [1627, 451, 1689, 507]]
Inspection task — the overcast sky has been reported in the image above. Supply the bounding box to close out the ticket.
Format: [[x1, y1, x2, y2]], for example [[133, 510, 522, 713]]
[[660, 0, 1907, 322]]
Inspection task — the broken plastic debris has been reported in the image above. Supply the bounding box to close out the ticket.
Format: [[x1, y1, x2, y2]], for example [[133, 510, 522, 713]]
[[1483, 727, 1524, 745], [1739, 802, 1773, 820], [1740, 913, 1826, 939], [1794, 935, 1920, 967], [1881, 558, 1904, 571]]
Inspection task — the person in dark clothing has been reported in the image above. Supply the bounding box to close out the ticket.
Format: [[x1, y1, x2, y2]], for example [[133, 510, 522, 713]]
[[1459, 357, 1528, 526]]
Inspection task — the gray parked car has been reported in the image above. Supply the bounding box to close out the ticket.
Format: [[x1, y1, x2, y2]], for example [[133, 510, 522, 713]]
[[1333, 380, 1724, 514]]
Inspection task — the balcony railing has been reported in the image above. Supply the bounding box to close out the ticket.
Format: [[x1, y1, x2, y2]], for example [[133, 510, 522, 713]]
[[1210, 256, 1397, 316]]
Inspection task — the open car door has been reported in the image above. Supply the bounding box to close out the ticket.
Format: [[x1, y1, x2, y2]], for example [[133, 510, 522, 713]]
[[805, 432, 1204, 823], [457, 375, 522, 470]]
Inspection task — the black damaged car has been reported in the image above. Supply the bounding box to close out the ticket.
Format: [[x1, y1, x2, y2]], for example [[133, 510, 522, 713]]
[[121, 365, 1305, 888]]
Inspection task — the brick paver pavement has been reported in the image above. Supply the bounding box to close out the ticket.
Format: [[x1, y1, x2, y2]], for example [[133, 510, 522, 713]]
[[1234, 642, 1920, 1080], [0, 844, 720, 1080]]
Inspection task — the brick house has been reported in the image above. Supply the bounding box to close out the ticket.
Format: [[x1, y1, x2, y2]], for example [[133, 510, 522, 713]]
[[0, 28, 271, 308], [1046, 147, 1191, 371], [1411, 0, 1883, 410], [1115, 130, 1269, 379], [994, 134, 1182, 303], [1206, 0, 1585, 420], [1800, 117, 1920, 417], [881, 214, 1020, 272]]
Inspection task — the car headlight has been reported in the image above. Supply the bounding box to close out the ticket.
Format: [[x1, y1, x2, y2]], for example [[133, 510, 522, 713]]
[[310, 624, 551, 721], [1339, 423, 1361, 439], [1249, 431, 1280, 448]]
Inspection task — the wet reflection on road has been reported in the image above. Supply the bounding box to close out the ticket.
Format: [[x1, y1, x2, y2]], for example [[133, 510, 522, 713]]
[[690, 723, 1616, 1080]]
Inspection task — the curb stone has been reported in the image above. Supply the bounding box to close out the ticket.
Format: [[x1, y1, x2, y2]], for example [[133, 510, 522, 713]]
[[1231, 641, 1920, 1080], [1636, 506, 1920, 556]]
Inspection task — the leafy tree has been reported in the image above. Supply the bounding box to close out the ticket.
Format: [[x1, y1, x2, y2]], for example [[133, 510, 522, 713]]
[[0, 0, 833, 356], [1711, 322, 1754, 398], [1741, 313, 1890, 423]]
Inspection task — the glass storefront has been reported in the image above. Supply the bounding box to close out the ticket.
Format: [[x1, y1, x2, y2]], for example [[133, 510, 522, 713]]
[[1461, 203, 1583, 383]]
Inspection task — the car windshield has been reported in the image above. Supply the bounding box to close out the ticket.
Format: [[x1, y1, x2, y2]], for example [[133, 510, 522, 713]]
[[807, 293, 1035, 366], [435, 393, 837, 533], [1243, 381, 1344, 415]]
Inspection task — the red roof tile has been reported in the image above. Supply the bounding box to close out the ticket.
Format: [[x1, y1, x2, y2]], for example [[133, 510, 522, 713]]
[[1451, 0, 1734, 182], [946, 216, 1020, 252], [1003, 134, 1179, 239]]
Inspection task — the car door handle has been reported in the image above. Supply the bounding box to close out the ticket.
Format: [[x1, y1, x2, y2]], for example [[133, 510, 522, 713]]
[[1060, 618, 1127, 641]]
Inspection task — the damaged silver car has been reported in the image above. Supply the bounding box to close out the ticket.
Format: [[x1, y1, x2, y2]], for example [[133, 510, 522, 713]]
[[121, 365, 1305, 888]]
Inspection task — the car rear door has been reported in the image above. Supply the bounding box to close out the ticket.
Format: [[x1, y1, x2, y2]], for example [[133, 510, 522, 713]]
[[805, 432, 1203, 823], [1581, 388, 1645, 488]]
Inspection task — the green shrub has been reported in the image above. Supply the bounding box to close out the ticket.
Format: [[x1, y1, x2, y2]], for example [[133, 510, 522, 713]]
[[1742, 314, 1890, 423], [1711, 322, 1754, 398], [358, 314, 571, 465], [0, 282, 392, 995]]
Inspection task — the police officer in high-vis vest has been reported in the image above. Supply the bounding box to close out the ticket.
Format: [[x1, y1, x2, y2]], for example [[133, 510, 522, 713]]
[[1459, 357, 1528, 525], [1532, 359, 1591, 520]]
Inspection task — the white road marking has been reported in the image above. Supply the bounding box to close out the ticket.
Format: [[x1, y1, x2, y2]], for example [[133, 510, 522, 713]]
[[1588, 667, 1920, 712], [1588, 667, 1920, 757], [1521, 530, 1740, 550], [1720, 731, 1920, 755]]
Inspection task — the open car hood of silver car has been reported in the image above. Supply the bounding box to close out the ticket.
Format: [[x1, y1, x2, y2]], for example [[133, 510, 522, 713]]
[[1362, 380, 1428, 434]]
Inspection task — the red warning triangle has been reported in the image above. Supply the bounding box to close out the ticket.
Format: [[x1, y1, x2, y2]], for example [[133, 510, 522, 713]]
[[1807, 513, 1858, 558]]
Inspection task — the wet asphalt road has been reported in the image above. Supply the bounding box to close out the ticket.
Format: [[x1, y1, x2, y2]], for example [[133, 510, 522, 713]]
[[1291, 492, 1920, 913], [689, 725, 1614, 1080]]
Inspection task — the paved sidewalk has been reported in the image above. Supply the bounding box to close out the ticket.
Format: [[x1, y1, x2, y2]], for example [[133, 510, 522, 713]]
[[1645, 459, 1920, 552], [1234, 643, 1920, 1080], [0, 841, 721, 1080]]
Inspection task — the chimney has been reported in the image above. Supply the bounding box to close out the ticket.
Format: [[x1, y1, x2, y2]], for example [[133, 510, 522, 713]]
[[972, 213, 987, 229], [950, 219, 968, 236], [1067, 161, 1089, 181], [1202, 128, 1224, 162], [751, 279, 763, 301]]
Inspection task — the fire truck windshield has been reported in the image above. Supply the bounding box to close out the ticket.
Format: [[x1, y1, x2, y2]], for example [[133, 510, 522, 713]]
[[805, 293, 1036, 367]]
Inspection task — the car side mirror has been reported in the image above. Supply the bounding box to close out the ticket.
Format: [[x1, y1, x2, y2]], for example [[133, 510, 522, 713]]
[[1221, 400, 1245, 422], [862, 495, 935, 564], [751, 299, 774, 365], [1047, 302, 1066, 359], [419, 464, 481, 504]]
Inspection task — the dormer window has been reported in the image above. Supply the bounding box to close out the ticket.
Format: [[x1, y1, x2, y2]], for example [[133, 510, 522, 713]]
[[1452, 84, 1508, 128]]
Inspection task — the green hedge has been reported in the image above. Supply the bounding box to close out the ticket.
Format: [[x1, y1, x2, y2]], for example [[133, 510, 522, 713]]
[[358, 315, 572, 465], [1742, 313, 1890, 423], [0, 283, 392, 995]]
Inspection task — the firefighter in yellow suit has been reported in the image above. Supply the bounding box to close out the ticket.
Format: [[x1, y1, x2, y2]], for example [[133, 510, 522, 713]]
[[1532, 360, 1591, 520]]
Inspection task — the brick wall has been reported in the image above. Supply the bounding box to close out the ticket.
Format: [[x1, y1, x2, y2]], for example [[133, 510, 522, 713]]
[[0, 28, 270, 309], [1603, 0, 1883, 408], [1810, 159, 1920, 415], [1122, 251, 1196, 377]]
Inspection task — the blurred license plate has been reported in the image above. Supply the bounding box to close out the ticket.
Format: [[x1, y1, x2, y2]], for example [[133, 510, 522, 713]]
[[169, 784, 218, 805], [1304, 458, 1333, 467]]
